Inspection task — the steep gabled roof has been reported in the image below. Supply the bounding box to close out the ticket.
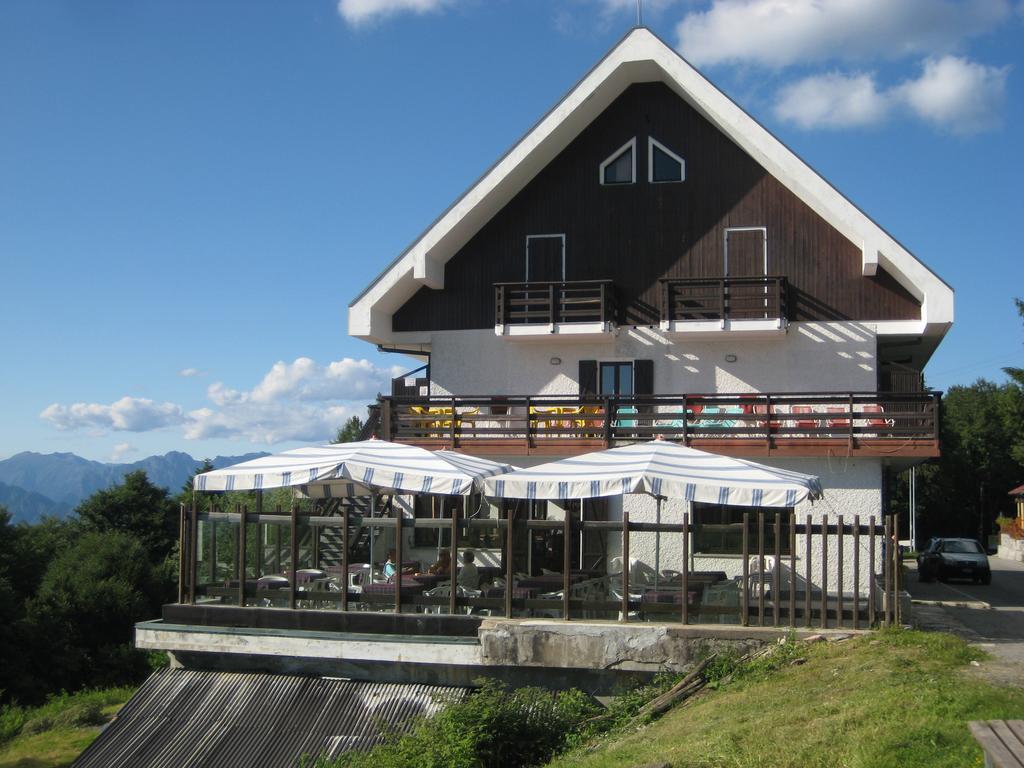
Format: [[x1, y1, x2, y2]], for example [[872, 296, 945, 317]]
[[349, 27, 953, 346]]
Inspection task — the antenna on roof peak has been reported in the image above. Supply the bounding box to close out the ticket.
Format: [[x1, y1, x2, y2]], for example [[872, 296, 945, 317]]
[[636, 0, 643, 27]]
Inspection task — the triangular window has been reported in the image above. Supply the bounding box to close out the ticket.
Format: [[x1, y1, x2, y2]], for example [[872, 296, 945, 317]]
[[649, 137, 685, 183], [600, 138, 636, 185]]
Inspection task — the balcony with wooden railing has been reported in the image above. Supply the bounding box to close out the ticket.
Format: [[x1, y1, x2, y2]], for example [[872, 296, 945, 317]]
[[378, 391, 941, 458], [660, 276, 787, 334], [494, 280, 616, 338]]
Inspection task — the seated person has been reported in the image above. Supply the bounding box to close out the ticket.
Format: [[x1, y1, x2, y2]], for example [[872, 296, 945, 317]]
[[382, 550, 398, 581], [457, 550, 480, 590], [428, 550, 452, 576]]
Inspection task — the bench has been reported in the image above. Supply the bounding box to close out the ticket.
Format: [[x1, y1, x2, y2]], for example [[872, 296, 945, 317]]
[[970, 720, 1024, 767]]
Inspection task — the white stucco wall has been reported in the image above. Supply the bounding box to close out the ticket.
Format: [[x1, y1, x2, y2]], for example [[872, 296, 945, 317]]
[[427, 321, 877, 397], [600, 457, 881, 596]]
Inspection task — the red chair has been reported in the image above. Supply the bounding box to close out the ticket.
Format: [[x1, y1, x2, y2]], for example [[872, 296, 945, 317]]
[[791, 405, 817, 430], [825, 405, 851, 429]]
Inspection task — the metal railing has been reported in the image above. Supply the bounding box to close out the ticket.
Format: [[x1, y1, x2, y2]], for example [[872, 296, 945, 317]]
[[660, 276, 787, 323], [494, 280, 616, 326]]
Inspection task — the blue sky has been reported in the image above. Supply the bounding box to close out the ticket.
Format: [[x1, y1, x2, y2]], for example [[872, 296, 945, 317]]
[[1, 0, 1022, 463]]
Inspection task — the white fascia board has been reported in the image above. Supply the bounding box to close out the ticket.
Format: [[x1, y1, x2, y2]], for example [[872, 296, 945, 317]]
[[349, 27, 953, 346]]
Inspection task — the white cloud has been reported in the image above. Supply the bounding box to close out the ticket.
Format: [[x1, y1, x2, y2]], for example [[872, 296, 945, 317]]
[[897, 55, 1008, 134], [110, 442, 137, 462], [178, 367, 203, 377], [42, 356, 397, 446], [250, 357, 400, 403], [337, 0, 454, 26], [774, 71, 891, 128], [676, 0, 1011, 68], [184, 403, 360, 444], [40, 396, 185, 432], [774, 56, 1008, 133]]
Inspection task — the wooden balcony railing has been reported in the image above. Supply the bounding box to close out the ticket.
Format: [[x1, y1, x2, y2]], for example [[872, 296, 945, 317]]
[[378, 391, 941, 458], [660, 276, 787, 323], [494, 280, 616, 326]]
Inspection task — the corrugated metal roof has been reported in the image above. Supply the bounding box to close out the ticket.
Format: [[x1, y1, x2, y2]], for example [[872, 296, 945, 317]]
[[73, 669, 467, 768]]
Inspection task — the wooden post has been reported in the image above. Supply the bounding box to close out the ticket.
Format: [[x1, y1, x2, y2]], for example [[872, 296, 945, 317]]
[[853, 515, 861, 630], [178, 503, 187, 604], [603, 396, 613, 448], [289, 505, 298, 609], [773, 512, 781, 627], [449, 502, 458, 615], [395, 503, 403, 614], [883, 515, 891, 627], [837, 515, 845, 629], [505, 505, 514, 619], [208, 515, 217, 583], [381, 398, 391, 441], [805, 514, 813, 628], [757, 511, 765, 626], [563, 505, 571, 621], [788, 511, 796, 628], [549, 283, 557, 326], [621, 510, 630, 623], [893, 513, 901, 626], [188, 502, 198, 604], [820, 514, 828, 629], [237, 504, 247, 608], [741, 512, 749, 627], [449, 396, 457, 449], [255, 492, 264, 577], [274, 506, 282, 574], [681, 512, 689, 625], [868, 515, 877, 627], [341, 503, 350, 612], [525, 396, 533, 452]]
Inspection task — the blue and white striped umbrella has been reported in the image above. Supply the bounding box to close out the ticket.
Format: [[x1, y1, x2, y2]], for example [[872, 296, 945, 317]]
[[481, 440, 822, 506], [194, 439, 516, 497]]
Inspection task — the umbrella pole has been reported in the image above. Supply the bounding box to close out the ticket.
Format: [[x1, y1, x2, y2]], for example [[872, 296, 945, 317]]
[[369, 494, 375, 575]]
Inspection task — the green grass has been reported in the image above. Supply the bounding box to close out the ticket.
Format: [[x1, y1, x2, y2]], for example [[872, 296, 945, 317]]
[[548, 630, 1024, 768], [0, 687, 134, 768]]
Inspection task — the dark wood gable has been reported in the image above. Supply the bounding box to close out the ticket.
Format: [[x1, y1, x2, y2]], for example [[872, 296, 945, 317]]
[[393, 82, 920, 332]]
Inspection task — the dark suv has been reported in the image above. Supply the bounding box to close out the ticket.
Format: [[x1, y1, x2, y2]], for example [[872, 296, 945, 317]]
[[917, 538, 991, 584]]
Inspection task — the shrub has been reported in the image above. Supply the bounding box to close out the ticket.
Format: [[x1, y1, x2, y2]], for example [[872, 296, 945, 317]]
[[0, 702, 27, 746], [317, 680, 601, 768]]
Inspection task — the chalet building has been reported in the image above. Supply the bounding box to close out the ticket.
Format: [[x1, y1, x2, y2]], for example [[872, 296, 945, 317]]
[[120, 29, 952, 767], [349, 27, 952, 590]]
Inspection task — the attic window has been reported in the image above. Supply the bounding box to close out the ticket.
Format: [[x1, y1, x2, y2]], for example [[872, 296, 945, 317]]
[[648, 137, 685, 183], [600, 138, 636, 185]]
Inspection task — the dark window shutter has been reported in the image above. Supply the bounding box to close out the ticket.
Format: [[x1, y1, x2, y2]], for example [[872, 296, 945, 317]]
[[633, 359, 654, 396], [579, 360, 598, 397]]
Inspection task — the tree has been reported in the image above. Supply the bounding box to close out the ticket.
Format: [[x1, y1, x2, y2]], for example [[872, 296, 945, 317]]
[[333, 415, 365, 443], [75, 470, 178, 563], [1003, 297, 1024, 387], [26, 530, 166, 694], [896, 379, 1024, 543]]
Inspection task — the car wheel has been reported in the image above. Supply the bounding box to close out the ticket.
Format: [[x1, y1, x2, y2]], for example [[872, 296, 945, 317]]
[[982, 573, 992, 585]]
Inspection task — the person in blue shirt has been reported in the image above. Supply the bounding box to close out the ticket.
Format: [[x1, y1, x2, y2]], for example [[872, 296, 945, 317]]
[[383, 550, 398, 581]]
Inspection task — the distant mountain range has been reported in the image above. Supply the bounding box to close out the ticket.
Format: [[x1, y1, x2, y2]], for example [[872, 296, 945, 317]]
[[0, 450, 269, 523]]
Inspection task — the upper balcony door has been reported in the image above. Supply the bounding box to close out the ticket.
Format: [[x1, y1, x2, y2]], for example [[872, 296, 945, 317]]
[[724, 227, 768, 319], [525, 234, 566, 281]]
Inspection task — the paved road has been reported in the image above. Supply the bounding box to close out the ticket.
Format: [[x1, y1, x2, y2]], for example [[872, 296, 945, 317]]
[[906, 556, 1024, 685]]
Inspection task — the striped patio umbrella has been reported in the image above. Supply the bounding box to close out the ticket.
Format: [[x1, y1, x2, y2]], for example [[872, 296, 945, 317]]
[[481, 439, 822, 506], [194, 439, 516, 497]]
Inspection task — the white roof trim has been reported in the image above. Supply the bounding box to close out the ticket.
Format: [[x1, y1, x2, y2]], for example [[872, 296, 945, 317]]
[[349, 27, 953, 346]]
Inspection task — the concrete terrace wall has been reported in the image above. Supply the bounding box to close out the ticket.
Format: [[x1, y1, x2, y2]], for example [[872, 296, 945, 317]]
[[427, 321, 879, 397]]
